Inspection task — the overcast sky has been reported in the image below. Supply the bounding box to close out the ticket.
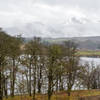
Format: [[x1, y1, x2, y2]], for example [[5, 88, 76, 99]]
[[0, 0, 100, 38]]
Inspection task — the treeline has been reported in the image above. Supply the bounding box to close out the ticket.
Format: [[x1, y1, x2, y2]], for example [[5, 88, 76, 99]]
[[0, 29, 100, 100]]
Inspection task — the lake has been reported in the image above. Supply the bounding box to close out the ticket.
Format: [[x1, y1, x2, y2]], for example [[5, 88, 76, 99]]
[[80, 57, 100, 66]]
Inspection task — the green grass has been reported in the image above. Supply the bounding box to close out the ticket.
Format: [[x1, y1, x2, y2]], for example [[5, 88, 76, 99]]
[[77, 50, 100, 57], [3, 90, 100, 100]]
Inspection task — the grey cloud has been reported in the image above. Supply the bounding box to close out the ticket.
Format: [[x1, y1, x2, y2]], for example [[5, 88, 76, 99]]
[[4, 19, 100, 38], [35, 0, 100, 10], [0, 0, 100, 37]]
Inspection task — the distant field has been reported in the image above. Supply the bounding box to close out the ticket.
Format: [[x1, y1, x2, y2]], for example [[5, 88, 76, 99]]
[[3, 90, 100, 100], [77, 50, 100, 57]]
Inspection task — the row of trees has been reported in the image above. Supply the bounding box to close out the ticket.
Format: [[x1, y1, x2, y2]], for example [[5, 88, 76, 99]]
[[0, 29, 100, 100], [0, 29, 22, 100]]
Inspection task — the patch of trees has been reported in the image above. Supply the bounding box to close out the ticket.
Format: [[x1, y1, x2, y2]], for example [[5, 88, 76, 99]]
[[0, 29, 22, 100], [0, 29, 100, 100]]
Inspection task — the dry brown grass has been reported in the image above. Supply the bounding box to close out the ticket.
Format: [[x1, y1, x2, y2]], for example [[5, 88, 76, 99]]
[[3, 90, 100, 100]]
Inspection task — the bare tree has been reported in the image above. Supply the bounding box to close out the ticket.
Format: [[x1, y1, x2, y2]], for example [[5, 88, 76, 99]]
[[0, 29, 11, 100], [46, 44, 63, 100], [63, 41, 81, 100]]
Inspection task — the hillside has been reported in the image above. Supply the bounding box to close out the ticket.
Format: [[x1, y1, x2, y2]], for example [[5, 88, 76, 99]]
[[43, 36, 100, 50], [24, 36, 100, 50]]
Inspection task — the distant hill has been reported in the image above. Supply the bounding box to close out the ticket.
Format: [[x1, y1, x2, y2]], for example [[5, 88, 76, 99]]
[[24, 36, 100, 50]]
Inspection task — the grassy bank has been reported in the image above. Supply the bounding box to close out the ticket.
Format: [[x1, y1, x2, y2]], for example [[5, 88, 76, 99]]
[[77, 50, 100, 57], [3, 90, 100, 100]]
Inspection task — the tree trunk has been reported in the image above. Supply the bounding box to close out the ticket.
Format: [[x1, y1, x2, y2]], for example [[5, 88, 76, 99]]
[[59, 76, 63, 91], [67, 89, 71, 100], [4, 79, 8, 99], [25, 71, 29, 95], [0, 70, 2, 100], [3, 76, 8, 99], [33, 74, 36, 100], [29, 61, 32, 96], [37, 65, 42, 93], [56, 76, 58, 92], [48, 93, 52, 100], [0, 62, 2, 100], [33, 61, 36, 100], [48, 84, 52, 100], [48, 69, 53, 100], [11, 58, 15, 97]]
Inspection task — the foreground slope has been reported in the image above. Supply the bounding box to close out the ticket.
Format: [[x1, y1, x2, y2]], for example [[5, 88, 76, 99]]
[[3, 90, 100, 100]]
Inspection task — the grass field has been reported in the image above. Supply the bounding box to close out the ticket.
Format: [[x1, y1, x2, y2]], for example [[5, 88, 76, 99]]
[[3, 90, 100, 100], [77, 50, 100, 57]]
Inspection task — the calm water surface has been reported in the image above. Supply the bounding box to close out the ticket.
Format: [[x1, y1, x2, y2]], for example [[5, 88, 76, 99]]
[[80, 57, 100, 66]]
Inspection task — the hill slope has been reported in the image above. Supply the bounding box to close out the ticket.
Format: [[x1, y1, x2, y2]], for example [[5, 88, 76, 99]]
[[43, 36, 100, 50], [24, 36, 100, 50]]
